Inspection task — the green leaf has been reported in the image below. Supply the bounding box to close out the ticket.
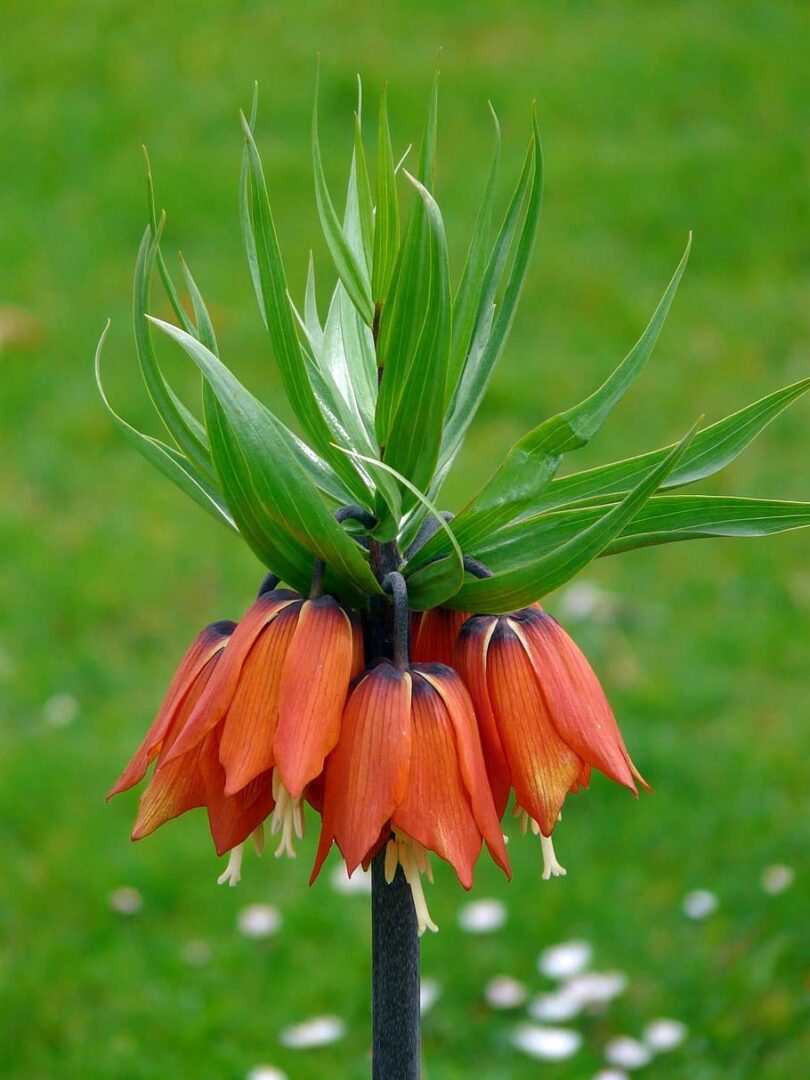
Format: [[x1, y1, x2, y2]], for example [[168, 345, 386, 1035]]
[[203, 393, 316, 592], [446, 104, 501, 400], [372, 83, 400, 303], [312, 73, 374, 324], [410, 420, 700, 612], [149, 316, 383, 599], [142, 147, 196, 336], [303, 252, 324, 354], [378, 172, 451, 497], [416, 69, 439, 190], [239, 107, 371, 505], [183, 253, 357, 510], [471, 494, 810, 571], [415, 234, 692, 567], [534, 377, 810, 513], [437, 108, 544, 484], [132, 223, 213, 481], [95, 322, 235, 530], [342, 78, 374, 273]]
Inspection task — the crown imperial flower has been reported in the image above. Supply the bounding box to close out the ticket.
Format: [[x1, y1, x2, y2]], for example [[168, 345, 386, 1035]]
[[456, 605, 648, 877]]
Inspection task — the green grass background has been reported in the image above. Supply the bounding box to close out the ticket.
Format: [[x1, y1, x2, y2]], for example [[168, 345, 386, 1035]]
[[1, 1, 808, 1077]]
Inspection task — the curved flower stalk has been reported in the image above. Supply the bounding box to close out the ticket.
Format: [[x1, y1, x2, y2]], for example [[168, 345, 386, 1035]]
[[98, 66, 809, 1078]]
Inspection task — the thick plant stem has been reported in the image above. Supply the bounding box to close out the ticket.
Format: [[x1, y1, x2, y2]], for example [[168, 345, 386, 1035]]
[[371, 852, 421, 1079], [368, 538, 421, 1078]]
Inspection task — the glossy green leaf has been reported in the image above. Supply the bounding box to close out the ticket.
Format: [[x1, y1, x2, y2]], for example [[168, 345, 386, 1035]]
[[312, 76, 374, 324], [471, 494, 810, 571], [411, 420, 699, 612], [534, 377, 810, 513], [372, 84, 399, 303], [95, 323, 234, 530], [415, 235, 692, 567], [343, 79, 374, 272], [439, 110, 543, 485], [149, 316, 383, 598], [132, 224, 213, 482], [142, 147, 196, 336], [379, 172, 451, 498], [446, 104, 501, 400], [239, 108, 371, 505]]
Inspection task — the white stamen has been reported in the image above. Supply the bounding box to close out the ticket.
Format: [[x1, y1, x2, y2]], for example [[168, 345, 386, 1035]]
[[270, 773, 304, 859], [540, 833, 567, 880], [217, 842, 244, 887], [385, 832, 439, 936], [514, 805, 542, 836]]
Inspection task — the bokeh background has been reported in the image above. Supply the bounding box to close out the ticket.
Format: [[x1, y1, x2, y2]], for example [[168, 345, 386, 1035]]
[[1, 2, 808, 1077]]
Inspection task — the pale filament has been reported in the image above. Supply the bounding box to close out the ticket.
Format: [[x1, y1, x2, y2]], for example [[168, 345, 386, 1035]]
[[385, 831, 438, 936], [513, 804, 567, 880], [270, 772, 305, 858], [217, 842, 244, 887]]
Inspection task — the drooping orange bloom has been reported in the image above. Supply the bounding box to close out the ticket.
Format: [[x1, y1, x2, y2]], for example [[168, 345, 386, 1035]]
[[456, 605, 648, 878], [107, 621, 275, 879], [411, 607, 471, 667], [159, 587, 360, 858], [312, 660, 510, 933]]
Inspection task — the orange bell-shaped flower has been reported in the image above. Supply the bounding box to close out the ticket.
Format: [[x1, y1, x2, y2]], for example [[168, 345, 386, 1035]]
[[456, 605, 648, 879], [312, 654, 510, 934]]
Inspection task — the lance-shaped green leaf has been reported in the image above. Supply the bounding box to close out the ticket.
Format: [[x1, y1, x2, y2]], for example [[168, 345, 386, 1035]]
[[372, 84, 399, 303], [414, 236, 692, 568], [375, 75, 440, 440], [132, 224, 213, 481], [410, 420, 700, 612], [342, 77, 374, 273], [184, 252, 358, 509], [303, 252, 324, 353], [142, 148, 196, 336], [148, 316, 383, 598], [439, 109, 543, 476], [446, 104, 501, 400], [95, 323, 235, 530], [312, 75, 374, 324], [239, 109, 371, 505], [379, 172, 451, 499], [471, 494, 810, 571], [533, 377, 810, 513], [203, 394, 317, 594]]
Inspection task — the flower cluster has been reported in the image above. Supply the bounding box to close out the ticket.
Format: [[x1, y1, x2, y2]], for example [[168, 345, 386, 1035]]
[[109, 568, 645, 933]]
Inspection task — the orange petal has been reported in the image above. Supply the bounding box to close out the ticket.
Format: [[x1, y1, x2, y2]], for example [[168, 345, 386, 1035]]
[[200, 728, 275, 856], [311, 663, 412, 880], [108, 621, 234, 798], [514, 609, 645, 792], [487, 620, 583, 835], [419, 663, 511, 879], [129, 651, 225, 838], [218, 603, 300, 795], [163, 590, 302, 763], [392, 672, 484, 889], [412, 608, 471, 667], [274, 596, 356, 798], [455, 615, 512, 818]]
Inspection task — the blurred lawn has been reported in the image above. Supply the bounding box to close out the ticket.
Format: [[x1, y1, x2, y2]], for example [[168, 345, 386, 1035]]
[[1, 1, 809, 1078]]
